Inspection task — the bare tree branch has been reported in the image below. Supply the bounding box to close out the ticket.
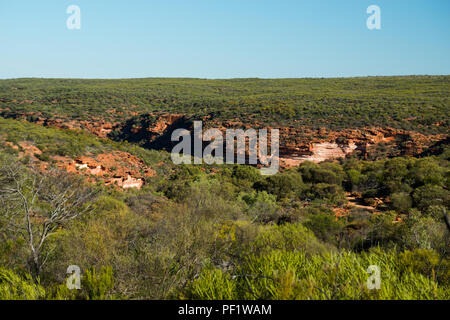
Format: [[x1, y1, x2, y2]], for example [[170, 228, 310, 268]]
[[0, 159, 98, 277]]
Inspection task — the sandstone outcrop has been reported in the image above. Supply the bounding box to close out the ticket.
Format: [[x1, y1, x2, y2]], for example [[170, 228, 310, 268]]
[[1, 110, 447, 169], [0, 138, 154, 190], [55, 151, 155, 189]]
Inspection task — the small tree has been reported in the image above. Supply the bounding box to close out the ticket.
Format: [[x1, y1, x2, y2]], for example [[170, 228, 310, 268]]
[[390, 192, 412, 213], [0, 159, 97, 277]]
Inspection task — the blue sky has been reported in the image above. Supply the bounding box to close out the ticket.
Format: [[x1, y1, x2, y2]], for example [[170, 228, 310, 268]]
[[0, 0, 449, 79]]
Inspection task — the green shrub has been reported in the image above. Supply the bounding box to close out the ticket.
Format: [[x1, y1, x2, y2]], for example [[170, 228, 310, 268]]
[[254, 172, 304, 200], [304, 213, 344, 245], [53, 266, 114, 300], [247, 223, 330, 256], [185, 248, 449, 300], [390, 192, 413, 213], [182, 267, 236, 300], [398, 249, 449, 286], [82, 266, 114, 300], [0, 268, 44, 300], [232, 165, 261, 184], [413, 184, 449, 211]]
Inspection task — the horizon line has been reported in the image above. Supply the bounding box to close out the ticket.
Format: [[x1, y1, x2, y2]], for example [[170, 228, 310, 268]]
[[1, 74, 449, 81]]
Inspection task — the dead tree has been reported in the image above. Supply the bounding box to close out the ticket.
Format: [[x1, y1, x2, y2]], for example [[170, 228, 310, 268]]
[[0, 160, 97, 277]]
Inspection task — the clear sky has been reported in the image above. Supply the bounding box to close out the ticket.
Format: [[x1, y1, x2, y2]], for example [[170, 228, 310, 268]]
[[0, 0, 449, 79]]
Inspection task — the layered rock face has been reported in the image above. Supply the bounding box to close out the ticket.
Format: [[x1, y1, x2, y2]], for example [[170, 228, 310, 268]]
[[56, 152, 156, 189], [203, 120, 446, 167], [0, 138, 156, 190], [274, 126, 445, 167], [280, 142, 358, 167], [1, 110, 447, 169]]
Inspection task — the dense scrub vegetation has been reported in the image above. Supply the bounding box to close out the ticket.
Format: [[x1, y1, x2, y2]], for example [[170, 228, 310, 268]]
[[0, 118, 448, 300], [1, 76, 449, 133], [0, 117, 170, 172], [0, 75, 448, 299]]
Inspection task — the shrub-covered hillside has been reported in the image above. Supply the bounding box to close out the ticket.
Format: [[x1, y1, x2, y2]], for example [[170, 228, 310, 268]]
[[0, 118, 448, 300], [1, 76, 449, 133]]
